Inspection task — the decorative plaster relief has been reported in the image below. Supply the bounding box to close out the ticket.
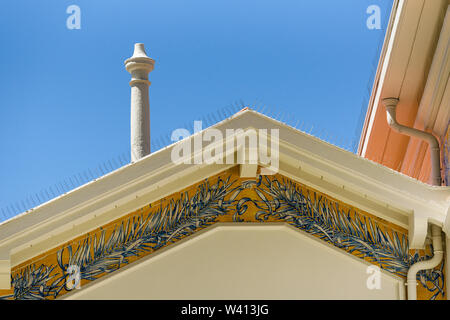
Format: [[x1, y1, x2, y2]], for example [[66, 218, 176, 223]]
[[0, 168, 444, 300]]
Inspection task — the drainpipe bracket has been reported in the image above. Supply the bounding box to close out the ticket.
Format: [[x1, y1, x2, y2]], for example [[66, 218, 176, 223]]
[[405, 281, 418, 287]]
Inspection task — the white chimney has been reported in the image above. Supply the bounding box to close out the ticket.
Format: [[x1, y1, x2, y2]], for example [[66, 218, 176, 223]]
[[125, 43, 155, 162]]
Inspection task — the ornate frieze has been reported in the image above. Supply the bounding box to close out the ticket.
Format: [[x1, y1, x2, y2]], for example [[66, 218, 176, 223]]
[[0, 168, 444, 300]]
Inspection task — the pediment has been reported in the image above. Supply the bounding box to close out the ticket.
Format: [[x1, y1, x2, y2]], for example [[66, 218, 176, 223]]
[[0, 168, 444, 300], [0, 110, 447, 300]]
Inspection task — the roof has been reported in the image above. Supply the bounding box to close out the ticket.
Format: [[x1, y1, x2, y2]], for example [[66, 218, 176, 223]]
[[0, 108, 449, 289], [358, 0, 450, 182]]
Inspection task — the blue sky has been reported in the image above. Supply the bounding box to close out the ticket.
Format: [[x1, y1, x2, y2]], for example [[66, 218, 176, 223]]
[[0, 0, 393, 219]]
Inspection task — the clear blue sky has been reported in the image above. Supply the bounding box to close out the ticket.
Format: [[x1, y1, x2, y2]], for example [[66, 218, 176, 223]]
[[0, 0, 393, 220]]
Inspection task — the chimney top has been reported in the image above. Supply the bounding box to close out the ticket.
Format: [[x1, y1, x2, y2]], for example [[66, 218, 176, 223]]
[[125, 43, 154, 162], [132, 43, 149, 58], [125, 43, 155, 74]]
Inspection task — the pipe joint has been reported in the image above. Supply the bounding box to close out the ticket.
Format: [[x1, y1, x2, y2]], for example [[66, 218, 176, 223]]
[[382, 97, 442, 186]]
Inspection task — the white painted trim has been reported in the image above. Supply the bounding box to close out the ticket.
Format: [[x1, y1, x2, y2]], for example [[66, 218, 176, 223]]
[[417, 5, 450, 136], [359, 0, 404, 156], [0, 110, 448, 289], [239, 164, 257, 178]]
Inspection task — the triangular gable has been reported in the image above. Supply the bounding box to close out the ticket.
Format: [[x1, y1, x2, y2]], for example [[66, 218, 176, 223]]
[[0, 110, 448, 300], [0, 168, 444, 300]]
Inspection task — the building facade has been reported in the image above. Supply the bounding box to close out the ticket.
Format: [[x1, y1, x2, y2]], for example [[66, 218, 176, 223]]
[[0, 0, 449, 300]]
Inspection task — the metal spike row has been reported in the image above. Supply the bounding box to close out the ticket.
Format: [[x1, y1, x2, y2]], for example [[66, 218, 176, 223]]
[[6, 206, 13, 217]]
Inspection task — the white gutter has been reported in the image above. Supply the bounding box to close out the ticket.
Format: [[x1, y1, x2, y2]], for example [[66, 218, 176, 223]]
[[382, 97, 444, 300]]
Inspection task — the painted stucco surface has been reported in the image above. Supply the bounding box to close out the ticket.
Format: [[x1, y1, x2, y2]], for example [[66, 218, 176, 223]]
[[64, 225, 405, 300], [0, 167, 445, 300]]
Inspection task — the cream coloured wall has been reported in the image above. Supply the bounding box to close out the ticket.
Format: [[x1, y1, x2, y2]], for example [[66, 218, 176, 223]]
[[63, 224, 405, 300]]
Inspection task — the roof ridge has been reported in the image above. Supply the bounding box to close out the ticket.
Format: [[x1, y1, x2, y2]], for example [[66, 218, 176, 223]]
[[0, 102, 360, 223]]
